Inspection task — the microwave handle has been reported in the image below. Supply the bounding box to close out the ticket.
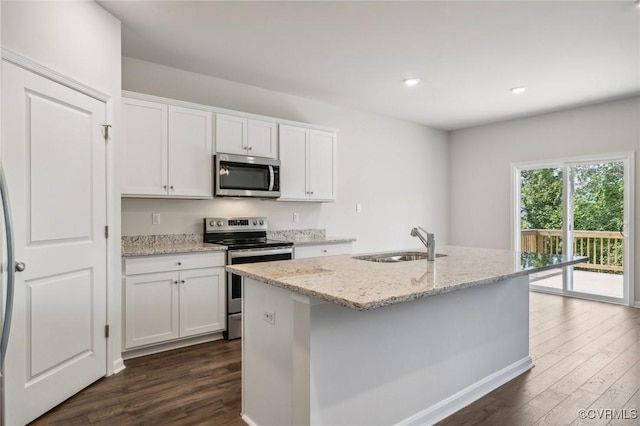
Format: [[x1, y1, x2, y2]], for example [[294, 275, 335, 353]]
[[268, 165, 274, 191]]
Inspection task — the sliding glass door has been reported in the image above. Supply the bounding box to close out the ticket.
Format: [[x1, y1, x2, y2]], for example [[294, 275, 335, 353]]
[[514, 154, 633, 305]]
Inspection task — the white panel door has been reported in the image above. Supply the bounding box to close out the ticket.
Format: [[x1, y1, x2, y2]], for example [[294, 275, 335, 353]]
[[215, 113, 246, 155], [122, 98, 168, 195], [2, 61, 107, 426], [168, 106, 213, 198], [125, 272, 180, 348], [247, 119, 277, 159], [309, 130, 336, 201], [279, 125, 309, 200], [179, 267, 225, 337]]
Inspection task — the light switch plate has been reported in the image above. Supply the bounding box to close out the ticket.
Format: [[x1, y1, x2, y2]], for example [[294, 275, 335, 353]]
[[152, 213, 161, 225], [356, 203, 362, 213]]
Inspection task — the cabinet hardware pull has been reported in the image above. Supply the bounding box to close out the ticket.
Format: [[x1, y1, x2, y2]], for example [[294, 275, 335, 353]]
[[173, 280, 178, 284], [181, 280, 185, 283], [170, 185, 174, 190], [248, 146, 252, 150], [177, 262, 182, 266], [163, 185, 167, 189]]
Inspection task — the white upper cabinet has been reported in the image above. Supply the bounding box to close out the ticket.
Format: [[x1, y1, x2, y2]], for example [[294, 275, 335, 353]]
[[216, 113, 277, 159], [279, 124, 336, 202], [122, 97, 213, 198], [168, 106, 213, 197], [309, 130, 336, 200], [122, 98, 168, 196]]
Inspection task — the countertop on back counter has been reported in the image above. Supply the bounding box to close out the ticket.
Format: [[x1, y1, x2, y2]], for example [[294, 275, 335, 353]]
[[121, 234, 227, 257], [266, 229, 356, 246]]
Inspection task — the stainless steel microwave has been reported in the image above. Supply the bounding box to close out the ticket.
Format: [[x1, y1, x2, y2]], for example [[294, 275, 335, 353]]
[[214, 154, 281, 198]]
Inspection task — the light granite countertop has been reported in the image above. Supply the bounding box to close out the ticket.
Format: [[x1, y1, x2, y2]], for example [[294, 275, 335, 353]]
[[122, 234, 227, 257], [276, 236, 356, 246], [267, 229, 355, 246], [227, 246, 587, 311]]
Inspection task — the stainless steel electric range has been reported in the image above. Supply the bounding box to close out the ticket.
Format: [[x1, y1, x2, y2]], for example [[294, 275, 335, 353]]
[[204, 217, 293, 340]]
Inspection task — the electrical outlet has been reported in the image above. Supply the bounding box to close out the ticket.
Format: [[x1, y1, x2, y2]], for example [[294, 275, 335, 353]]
[[152, 213, 161, 225], [293, 213, 300, 223], [263, 311, 275, 325], [356, 203, 362, 213]]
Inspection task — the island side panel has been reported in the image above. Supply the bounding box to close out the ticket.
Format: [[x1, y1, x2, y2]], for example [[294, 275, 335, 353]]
[[242, 278, 296, 426], [308, 275, 531, 426]]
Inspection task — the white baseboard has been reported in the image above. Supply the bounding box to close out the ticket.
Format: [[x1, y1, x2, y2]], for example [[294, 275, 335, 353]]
[[396, 356, 533, 426], [241, 414, 259, 426], [122, 332, 223, 360], [111, 357, 126, 375], [634, 301, 640, 309]]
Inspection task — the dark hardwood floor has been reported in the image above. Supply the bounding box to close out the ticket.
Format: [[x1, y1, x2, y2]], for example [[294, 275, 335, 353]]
[[31, 293, 640, 425], [30, 339, 244, 426]]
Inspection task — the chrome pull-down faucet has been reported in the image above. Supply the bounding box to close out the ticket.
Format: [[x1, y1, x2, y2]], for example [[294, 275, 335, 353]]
[[410, 227, 435, 261]]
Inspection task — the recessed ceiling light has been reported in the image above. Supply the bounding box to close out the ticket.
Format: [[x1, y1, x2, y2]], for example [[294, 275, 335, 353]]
[[510, 86, 527, 94], [403, 78, 420, 86]]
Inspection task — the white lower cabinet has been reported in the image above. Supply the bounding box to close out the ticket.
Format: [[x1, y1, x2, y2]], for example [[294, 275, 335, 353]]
[[294, 242, 353, 259], [124, 253, 226, 350]]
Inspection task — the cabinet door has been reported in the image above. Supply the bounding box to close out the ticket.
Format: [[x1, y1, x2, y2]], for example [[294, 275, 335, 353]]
[[122, 98, 168, 196], [179, 267, 226, 337], [309, 130, 336, 201], [247, 119, 277, 159], [216, 114, 247, 155], [168, 106, 213, 198], [125, 272, 179, 349], [279, 125, 309, 200]]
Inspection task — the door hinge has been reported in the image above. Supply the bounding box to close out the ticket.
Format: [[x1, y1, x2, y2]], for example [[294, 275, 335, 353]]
[[102, 124, 112, 141], [105, 225, 109, 239], [104, 325, 110, 338]]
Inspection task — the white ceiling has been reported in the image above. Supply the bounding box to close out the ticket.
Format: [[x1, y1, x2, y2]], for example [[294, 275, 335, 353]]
[[99, 1, 640, 130]]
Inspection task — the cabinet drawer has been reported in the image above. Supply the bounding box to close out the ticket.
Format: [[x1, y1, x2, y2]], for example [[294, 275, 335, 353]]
[[125, 252, 226, 275], [294, 243, 352, 259]]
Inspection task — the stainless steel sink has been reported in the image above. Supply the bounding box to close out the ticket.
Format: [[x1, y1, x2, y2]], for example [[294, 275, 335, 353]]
[[353, 251, 447, 263]]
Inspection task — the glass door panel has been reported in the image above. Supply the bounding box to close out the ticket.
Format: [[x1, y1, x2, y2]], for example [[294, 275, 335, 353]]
[[569, 161, 624, 299], [520, 167, 564, 290]]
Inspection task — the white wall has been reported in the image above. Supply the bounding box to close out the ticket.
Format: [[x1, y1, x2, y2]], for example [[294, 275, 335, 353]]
[[1, 0, 124, 372], [121, 57, 449, 253], [449, 96, 640, 303], [2, 1, 120, 96]]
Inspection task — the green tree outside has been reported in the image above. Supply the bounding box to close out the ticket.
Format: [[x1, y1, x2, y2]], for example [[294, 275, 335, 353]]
[[520, 162, 624, 273], [520, 163, 623, 232]]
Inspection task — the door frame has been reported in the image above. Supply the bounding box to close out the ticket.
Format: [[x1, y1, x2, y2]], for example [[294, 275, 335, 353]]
[[1, 49, 123, 376], [511, 152, 635, 307]]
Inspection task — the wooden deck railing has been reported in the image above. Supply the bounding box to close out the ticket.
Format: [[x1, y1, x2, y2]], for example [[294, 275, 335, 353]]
[[521, 229, 623, 273]]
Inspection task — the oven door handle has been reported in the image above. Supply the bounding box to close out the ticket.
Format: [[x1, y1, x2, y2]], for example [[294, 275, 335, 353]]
[[229, 247, 293, 259], [268, 165, 275, 191]]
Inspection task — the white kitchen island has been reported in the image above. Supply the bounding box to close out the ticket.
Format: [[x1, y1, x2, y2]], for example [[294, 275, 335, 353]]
[[227, 246, 586, 426]]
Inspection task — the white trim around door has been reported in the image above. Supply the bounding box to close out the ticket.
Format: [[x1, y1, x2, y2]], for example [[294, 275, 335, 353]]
[[511, 152, 635, 307]]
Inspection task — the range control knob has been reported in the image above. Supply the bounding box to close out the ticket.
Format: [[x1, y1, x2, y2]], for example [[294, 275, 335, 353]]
[[253, 220, 258, 225], [259, 220, 264, 225], [209, 220, 216, 227], [217, 220, 224, 226]]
